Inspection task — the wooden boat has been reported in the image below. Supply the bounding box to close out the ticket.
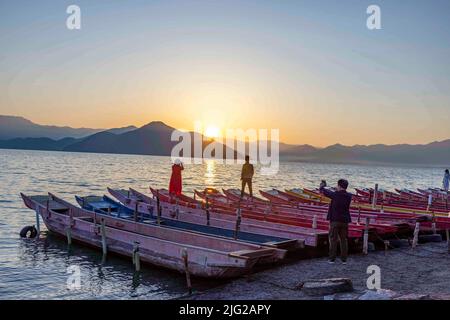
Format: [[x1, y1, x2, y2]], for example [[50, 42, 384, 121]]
[[221, 188, 406, 236], [356, 187, 450, 213], [287, 188, 450, 216], [21, 193, 283, 278], [107, 188, 313, 247], [79, 192, 300, 251]]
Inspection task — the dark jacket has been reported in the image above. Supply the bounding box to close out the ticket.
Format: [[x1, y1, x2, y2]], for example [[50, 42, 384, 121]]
[[320, 187, 352, 223], [241, 163, 254, 180]]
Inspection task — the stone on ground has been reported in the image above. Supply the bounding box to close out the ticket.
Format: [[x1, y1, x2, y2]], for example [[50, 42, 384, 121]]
[[299, 278, 353, 296]]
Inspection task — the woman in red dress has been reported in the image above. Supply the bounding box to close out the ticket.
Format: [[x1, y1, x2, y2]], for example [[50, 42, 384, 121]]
[[169, 159, 184, 195]]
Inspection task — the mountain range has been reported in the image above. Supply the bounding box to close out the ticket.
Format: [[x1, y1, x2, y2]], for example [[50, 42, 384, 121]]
[[0, 115, 449, 166]]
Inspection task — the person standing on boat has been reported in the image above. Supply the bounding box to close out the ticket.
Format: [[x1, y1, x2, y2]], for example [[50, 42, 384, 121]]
[[443, 169, 450, 192], [169, 159, 184, 195], [240, 155, 254, 198], [319, 179, 352, 264]]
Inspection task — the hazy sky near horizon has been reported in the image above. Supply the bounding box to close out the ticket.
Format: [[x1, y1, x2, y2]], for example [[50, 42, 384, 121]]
[[1, 0, 450, 146]]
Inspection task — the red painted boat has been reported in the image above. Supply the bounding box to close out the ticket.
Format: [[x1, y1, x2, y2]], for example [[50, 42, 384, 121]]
[[109, 188, 321, 247]]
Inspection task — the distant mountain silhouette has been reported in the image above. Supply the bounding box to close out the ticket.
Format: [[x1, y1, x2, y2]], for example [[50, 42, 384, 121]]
[[0, 115, 102, 139], [1, 115, 449, 165], [65, 121, 177, 155], [64, 121, 238, 158], [0, 137, 79, 151], [280, 141, 450, 165], [105, 126, 138, 135]]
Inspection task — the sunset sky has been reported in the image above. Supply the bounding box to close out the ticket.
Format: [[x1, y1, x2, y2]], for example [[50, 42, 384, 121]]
[[1, 0, 450, 146]]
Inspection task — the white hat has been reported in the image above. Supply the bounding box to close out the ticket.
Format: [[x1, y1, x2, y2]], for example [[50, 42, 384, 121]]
[[174, 159, 182, 165]]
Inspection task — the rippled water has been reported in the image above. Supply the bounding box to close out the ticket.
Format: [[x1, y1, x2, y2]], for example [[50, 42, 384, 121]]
[[0, 149, 445, 299]]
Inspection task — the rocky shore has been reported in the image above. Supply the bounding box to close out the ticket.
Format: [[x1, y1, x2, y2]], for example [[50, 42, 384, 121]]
[[181, 241, 450, 300]]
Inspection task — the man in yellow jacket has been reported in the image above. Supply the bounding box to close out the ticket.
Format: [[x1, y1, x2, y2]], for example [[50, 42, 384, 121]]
[[240, 155, 254, 198]]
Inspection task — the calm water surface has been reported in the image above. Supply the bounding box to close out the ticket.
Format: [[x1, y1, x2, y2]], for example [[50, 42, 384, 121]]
[[0, 149, 445, 299]]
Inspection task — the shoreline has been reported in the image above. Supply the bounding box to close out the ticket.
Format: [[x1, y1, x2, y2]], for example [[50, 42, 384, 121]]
[[181, 241, 450, 300]]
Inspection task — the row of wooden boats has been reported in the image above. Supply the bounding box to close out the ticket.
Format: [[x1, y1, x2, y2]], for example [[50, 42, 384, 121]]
[[21, 193, 288, 278], [20, 185, 450, 279]]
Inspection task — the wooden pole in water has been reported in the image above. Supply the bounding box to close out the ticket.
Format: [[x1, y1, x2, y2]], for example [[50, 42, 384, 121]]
[[66, 208, 74, 245], [35, 209, 41, 237], [181, 248, 192, 294], [100, 218, 108, 256], [69, 208, 74, 227], [134, 202, 138, 222], [175, 198, 180, 219], [66, 227, 72, 245], [234, 204, 242, 240], [384, 240, 389, 255], [447, 229, 450, 254], [357, 206, 361, 225], [372, 184, 378, 209], [312, 215, 317, 229], [93, 211, 97, 230], [132, 241, 141, 272], [205, 196, 210, 226], [363, 217, 370, 255], [412, 222, 420, 249], [431, 211, 437, 235], [156, 191, 161, 225]]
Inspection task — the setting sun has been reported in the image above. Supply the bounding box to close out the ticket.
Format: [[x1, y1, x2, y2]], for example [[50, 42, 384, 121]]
[[204, 126, 221, 139]]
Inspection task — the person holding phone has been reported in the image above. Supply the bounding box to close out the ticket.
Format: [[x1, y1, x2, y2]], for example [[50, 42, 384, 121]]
[[319, 179, 352, 264]]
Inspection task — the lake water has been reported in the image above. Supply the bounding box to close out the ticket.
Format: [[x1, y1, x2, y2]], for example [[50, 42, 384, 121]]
[[0, 149, 446, 299]]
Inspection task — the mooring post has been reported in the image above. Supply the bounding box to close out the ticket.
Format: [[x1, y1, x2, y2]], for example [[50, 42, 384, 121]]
[[134, 202, 138, 222], [69, 208, 74, 227], [66, 208, 74, 245], [384, 240, 389, 255], [372, 184, 378, 209], [234, 205, 242, 240], [132, 241, 141, 272], [35, 209, 41, 237], [66, 227, 72, 245], [93, 211, 97, 230], [156, 191, 161, 225], [446, 229, 450, 254], [432, 212, 437, 235], [181, 248, 192, 294], [100, 218, 108, 256], [363, 217, 370, 255], [427, 194, 433, 212], [205, 196, 210, 226], [312, 215, 317, 229], [357, 206, 361, 225], [412, 222, 420, 249], [175, 198, 180, 220]]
